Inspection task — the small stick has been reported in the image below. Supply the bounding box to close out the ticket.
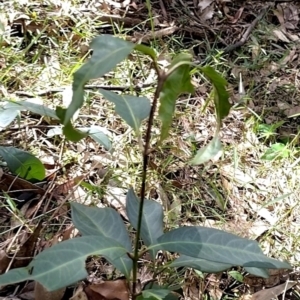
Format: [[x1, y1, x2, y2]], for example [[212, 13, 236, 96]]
[[223, 6, 270, 54], [14, 83, 154, 98]]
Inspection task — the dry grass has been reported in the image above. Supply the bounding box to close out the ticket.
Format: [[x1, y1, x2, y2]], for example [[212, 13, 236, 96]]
[[0, 0, 300, 299]]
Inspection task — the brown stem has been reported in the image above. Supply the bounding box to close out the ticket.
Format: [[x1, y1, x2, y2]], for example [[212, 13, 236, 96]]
[[131, 63, 166, 299]]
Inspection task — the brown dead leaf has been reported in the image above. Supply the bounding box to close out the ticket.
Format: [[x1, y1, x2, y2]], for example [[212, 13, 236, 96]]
[[286, 106, 300, 118], [71, 285, 89, 300], [272, 28, 290, 43], [0, 250, 11, 274], [231, 7, 244, 24], [84, 286, 106, 300], [198, 0, 214, 11], [10, 222, 43, 269], [0, 173, 45, 196], [206, 273, 223, 300], [281, 4, 299, 29], [87, 279, 130, 300], [244, 269, 290, 289], [34, 282, 65, 300], [251, 281, 296, 300], [52, 175, 85, 196], [0, 222, 42, 280]]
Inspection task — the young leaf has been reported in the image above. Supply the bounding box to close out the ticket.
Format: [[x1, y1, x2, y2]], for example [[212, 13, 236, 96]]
[[190, 136, 222, 165], [126, 188, 164, 259], [79, 126, 112, 150], [135, 44, 157, 60], [56, 107, 87, 142], [200, 66, 231, 126], [0, 235, 127, 291], [169, 255, 232, 273], [64, 35, 135, 124], [153, 227, 291, 269], [99, 89, 151, 134], [71, 203, 132, 277], [159, 53, 194, 142], [0, 146, 45, 181]]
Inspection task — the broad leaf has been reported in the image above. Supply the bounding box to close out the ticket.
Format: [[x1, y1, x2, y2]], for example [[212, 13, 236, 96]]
[[244, 267, 269, 278], [139, 289, 172, 300], [159, 53, 194, 142], [0, 102, 20, 129], [190, 136, 222, 165], [79, 126, 112, 150], [0, 146, 45, 181], [126, 188, 164, 259], [99, 89, 151, 133], [200, 66, 231, 126], [0, 100, 58, 130], [71, 203, 132, 250], [169, 255, 232, 273], [0, 235, 127, 291], [154, 227, 291, 269], [17, 100, 59, 120], [71, 203, 132, 277], [56, 107, 87, 142], [65, 35, 134, 124]]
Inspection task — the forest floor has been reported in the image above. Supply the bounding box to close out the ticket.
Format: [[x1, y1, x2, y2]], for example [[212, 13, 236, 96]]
[[0, 0, 300, 299]]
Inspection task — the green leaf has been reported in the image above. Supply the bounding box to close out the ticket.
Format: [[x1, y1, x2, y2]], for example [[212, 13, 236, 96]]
[[228, 270, 244, 282], [0, 146, 45, 181], [56, 107, 87, 142], [190, 136, 222, 165], [261, 143, 288, 161], [71, 203, 132, 277], [126, 188, 164, 259], [65, 35, 135, 124], [244, 267, 269, 278], [140, 289, 172, 300], [135, 44, 157, 60], [79, 126, 112, 150], [154, 226, 292, 269], [17, 100, 59, 120], [159, 53, 194, 142], [0, 100, 58, 130], [99, 89, 151, 133], [169, 255, 232, 273], [200, 66, 231, 126], [0, 235, 127, 291]]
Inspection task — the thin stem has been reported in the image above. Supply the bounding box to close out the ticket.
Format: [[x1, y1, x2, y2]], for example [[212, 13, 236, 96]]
[[131, 63, 166, 299]]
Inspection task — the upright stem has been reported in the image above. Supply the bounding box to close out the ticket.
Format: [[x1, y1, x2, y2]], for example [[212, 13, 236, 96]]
[[132, 66, 165, 298]]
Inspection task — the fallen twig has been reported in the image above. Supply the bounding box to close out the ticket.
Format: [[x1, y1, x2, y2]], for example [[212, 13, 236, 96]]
[[223, 6, 270, 54], [15, 83, 154, 98]]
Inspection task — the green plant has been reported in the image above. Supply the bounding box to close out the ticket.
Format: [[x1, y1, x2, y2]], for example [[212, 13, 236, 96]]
[[0, 35, 291, 299]]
